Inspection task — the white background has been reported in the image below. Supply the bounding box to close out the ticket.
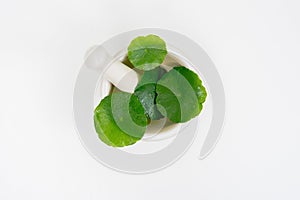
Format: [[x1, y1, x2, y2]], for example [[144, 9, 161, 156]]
[[1, 0, 300, 199]]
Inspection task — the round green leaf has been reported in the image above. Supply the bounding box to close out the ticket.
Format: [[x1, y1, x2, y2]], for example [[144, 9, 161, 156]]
[[127, 35, 167, 71], [134, 67, 166, 120], [94, 92, 147, 147], [156, 66, 207, 123]]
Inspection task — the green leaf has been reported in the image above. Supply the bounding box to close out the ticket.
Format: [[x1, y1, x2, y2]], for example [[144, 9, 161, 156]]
[[127, 35, 167, 71], [156, 66, 207, 123], [134, 67, 166, 120], [94, 92, 147, 147]]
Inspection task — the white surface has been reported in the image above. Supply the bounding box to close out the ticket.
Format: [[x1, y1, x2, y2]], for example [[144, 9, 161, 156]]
[[0, 0, 300, 199]]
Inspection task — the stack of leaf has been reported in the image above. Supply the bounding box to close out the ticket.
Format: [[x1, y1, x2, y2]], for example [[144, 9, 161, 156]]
[[94, 35, 207, 147]]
